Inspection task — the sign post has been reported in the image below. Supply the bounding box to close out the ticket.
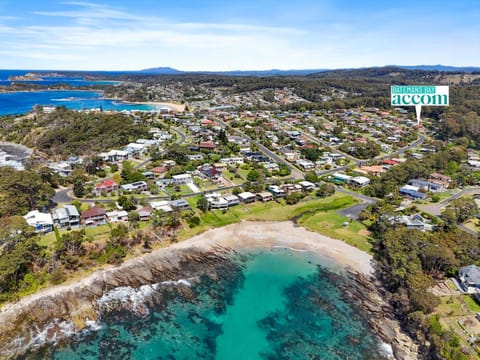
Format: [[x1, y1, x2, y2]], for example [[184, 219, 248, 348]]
[[391, 85, 449, 125]]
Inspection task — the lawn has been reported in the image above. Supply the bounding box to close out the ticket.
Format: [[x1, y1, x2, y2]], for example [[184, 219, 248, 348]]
[[298, 209, 372, 253], [437, 296, 465, 316], [464, 295, 480, 312], [177, 194, 371, 253]]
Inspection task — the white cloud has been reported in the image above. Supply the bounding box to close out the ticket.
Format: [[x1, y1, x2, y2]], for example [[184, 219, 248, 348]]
[[0, 1, 479, 70]]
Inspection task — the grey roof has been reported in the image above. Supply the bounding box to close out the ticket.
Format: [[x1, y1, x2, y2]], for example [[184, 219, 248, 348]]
[[460, 265, 480, 285], [64, 205, 80, 217]]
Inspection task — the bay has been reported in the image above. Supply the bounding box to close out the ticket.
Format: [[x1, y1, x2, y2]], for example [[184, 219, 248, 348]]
[[43, 250, 389, 360], [0, 90, 156, 116]]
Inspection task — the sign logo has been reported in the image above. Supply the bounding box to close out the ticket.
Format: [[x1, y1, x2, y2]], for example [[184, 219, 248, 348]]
[[391, 85, 449, 125]]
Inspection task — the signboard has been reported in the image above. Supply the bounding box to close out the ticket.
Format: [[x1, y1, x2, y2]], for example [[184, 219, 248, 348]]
[[391, 85, 449, 125]]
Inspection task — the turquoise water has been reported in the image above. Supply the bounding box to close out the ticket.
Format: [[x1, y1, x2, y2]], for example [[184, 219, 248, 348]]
[[38, 250, 388, 360], [0, 90, 156, 116]]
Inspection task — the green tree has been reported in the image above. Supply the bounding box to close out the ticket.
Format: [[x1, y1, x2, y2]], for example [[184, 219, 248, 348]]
[[447, 197, 478, 223], [304, 171, 319, 183], [197, 196, 209, 212]]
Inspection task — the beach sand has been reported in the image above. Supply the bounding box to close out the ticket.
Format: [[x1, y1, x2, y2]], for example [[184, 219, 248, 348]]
[[0, 221, 372, 314], [141, 101, 186, 112], [175, 221, 374, 274]]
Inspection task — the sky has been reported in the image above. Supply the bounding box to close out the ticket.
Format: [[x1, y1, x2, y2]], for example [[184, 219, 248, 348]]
[[0, 0, 479, 71]]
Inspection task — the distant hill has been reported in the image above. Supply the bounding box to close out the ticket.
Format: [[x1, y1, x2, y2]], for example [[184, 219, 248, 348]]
[[397, 65, 480, 73], [139, 67, 327, 76], [139, 65, 480, 77], [139, 67, 184, 75]]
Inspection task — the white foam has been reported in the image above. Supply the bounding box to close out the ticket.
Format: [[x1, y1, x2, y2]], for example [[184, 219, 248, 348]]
[[379, 342, 395, 359], [161, 279, 192, 287]]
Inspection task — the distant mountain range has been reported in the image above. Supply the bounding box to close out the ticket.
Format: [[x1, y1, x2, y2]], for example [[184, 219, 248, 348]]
[[140, 65, 480, 76]]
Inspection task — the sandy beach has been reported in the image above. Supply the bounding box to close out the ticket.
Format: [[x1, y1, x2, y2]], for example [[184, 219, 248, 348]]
[[0, 221, 420, 360], [0, 221, 372, 315], [139, 101, 186, 112], [175, 221, 374, 274]]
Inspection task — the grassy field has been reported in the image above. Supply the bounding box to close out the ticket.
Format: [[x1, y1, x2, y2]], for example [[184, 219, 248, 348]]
[[177, 194, 372, 252]]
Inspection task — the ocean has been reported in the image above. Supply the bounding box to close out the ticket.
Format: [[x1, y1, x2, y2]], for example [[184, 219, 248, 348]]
[[31, 250, 390, 360], [0, 90, 156, 116], [0, 70, 122, 87]]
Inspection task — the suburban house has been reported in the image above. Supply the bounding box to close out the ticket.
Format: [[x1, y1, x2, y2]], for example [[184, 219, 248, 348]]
[[156, 178, 174, 187], [24, 210, 54, 233], [264, 162, 280, 172], [106, 210, 129, 223], [223, 194, 240, 207], [396, 214, 433, 231], [95, 179, 119, 195], [149, 201, 173, 213], [268, 185, 286, 198], [199, 141, 216, 151], [407, 179, 443, 192], [399, 185, 426, 200], [124, 143, 147, 156], [52, 205, 80, 228], [331, 172, 352, 185], [459, 265, 480, 293], [48, 162, 73, 177], [299, 181, 315, 191], [205, 193, 228, 210], [295, 159, 315, 171], [121, 181, 148, 192], [355, 165, 386, 176], [238, 192, 256, 203], [187, 154, 204, 161], [142, 171, 155, 179], [170, 199, 191, 211], [281, 184, 303, 195], [151, 166, 168, 177], [256, 192, 273, 202], [428, 173, 451, 189], [138, 206, 153, 221], [220, 157, 244, 166], [99, 149, 129, 163], [81, 206, 107, 226], [172, 174, 193, 185], [350, 176, 371, 188]]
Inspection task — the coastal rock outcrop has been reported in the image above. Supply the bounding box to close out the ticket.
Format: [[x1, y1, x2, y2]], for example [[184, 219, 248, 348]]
[[0, 246, 233, 359], [342, 270, 421, 360]]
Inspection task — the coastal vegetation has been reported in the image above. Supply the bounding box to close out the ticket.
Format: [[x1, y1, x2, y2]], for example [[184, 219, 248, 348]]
[[0, 107, 150, 157], [0, 192, 368, 305]]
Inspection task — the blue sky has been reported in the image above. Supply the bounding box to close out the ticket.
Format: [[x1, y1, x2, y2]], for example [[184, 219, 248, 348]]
[[0, 0, 479, 70]]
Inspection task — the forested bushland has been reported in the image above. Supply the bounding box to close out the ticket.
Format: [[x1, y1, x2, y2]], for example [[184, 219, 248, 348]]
[[369, 210, 480, 359], [0, 167, 55, 217], [0, 107, 150, 157]]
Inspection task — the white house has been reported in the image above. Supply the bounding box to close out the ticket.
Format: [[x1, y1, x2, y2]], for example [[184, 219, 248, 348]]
[[106, 210, 129, 223], [205, 193, 228, 210], [238, 192, 256, 203], [24, 210, 54, 233], [172, 174, 193, 185]]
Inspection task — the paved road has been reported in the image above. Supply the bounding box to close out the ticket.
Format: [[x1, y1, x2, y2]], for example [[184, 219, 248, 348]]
[[171, 127, 187, 145], [419, 187, 480, 216], [215, 118, 304, 179], [336, 187, 377, 219], [51, 187, 73, 204]]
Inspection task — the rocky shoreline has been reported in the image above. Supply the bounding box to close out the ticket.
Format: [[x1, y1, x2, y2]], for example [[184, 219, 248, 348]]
[[342, 270, 421, 360], [0, 245, 235, 359], [0, 221, 421, 359]]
